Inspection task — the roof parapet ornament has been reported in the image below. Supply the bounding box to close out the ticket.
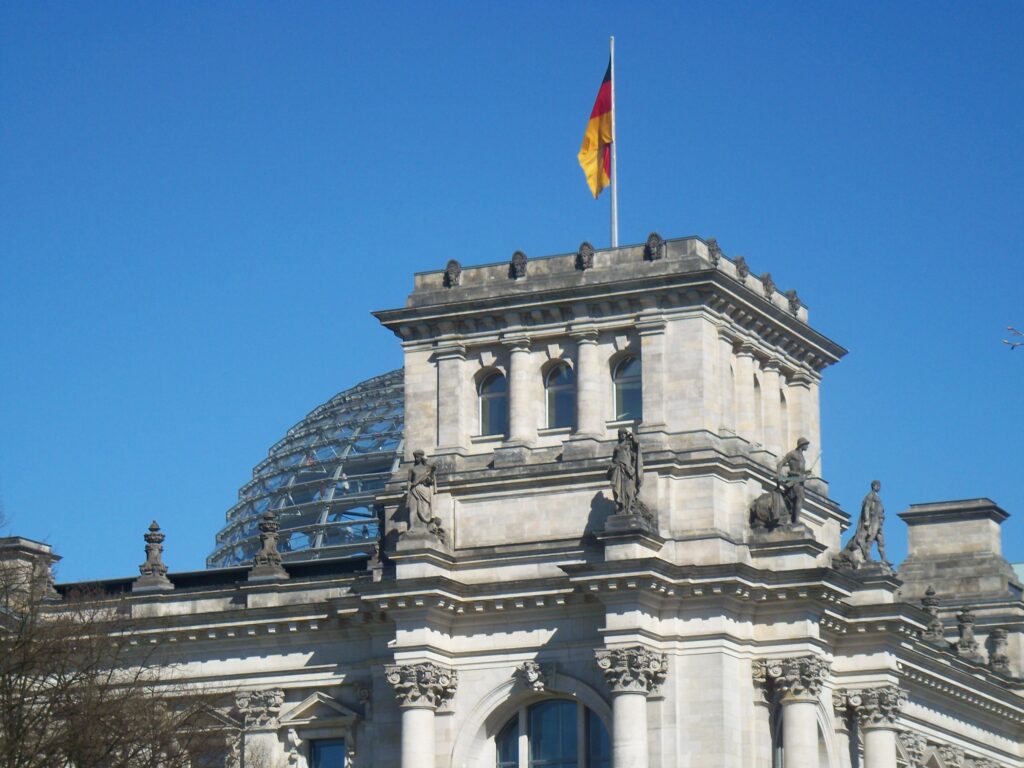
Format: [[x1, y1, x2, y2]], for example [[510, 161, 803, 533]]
[[644, 232, 665, 261], [705, 237, 723, 266], [733, 255, 750, 279], [249, 511, 289, 581], [988, 628, 1010, 674], [576, 241, 595, 271], [955, 608, 984, 663], [443, 259, 462, 288], [784, 289, 802, 316], [760, 272, 776, 298], [133, 520, 173, 592], [509, 250, 528, 279], [920, 586, 946, 643]]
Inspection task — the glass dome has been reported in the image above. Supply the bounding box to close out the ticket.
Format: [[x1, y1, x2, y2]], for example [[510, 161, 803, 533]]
[[207, 369, 403, 568]]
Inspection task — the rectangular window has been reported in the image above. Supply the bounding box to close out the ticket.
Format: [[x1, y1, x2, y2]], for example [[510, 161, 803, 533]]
[[311, 739, 346, 768]]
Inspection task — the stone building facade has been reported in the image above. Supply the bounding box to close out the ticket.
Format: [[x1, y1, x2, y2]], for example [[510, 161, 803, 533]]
[[7, 235, 1023, 768]]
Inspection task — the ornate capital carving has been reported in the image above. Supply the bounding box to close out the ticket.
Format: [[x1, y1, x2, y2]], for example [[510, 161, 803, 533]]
[[595, 646, 668, 695], [939, 745, 965, 768], [234, 688, 284, 730], [515, 660, 554, 692], [385, 662, 458, 709], [854, 685, 906, 729], [754, 655, 830, 701]]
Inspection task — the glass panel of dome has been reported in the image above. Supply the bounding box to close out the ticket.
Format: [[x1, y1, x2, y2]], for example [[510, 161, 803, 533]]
[[314, 444, 340, 461], [264, 472, 291, 491], [326, 425, 354, 440], [281, 531, 311, 552], [349, 438, 378, 454], [327, 505, 373, 523], [252, 497, 270, 514], [377, 437, 399, 451], [278, 452, 305, 468]]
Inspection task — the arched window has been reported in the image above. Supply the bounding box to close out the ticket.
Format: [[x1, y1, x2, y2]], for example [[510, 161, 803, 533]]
[[612, 356, 642, 422], [479, 371, 509, 437], [496, 700, 610, 768], [753, 375, 764, 445], [544, 363, 576, 429], [779, 390, 789, 452]]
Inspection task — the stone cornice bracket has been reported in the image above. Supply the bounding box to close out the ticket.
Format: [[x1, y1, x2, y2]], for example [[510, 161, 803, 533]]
[[514, 660, 555, 692], [595, 646, 668, 696], [635, 316, 667, 336], [753, 655, 831, 701], [384, 662, 458, 709], [852, 685, 907, 730], [234, 688, 285, 730]]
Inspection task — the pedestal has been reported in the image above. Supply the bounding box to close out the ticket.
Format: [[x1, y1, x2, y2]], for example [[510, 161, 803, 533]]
[[748, 524, 826, 570]]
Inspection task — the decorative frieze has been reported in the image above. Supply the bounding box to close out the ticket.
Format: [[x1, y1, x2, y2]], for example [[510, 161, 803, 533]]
[[515, 660, 554, 692], [853, 685, 907, 729], [939, 745, 966, 768], [898, 730, 928, 767], [595, 646, 668, 695], [752, 655, 830, 701], [384, 662, 458, 708], [235, 688, 285, 729]]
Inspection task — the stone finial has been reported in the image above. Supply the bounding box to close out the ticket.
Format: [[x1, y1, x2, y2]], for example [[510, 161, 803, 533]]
[[644, 232, 665, 261], [133, 521, 172, 592], [733, 255, 750, 279], [761, 272, 776, 297], [921, 586, 946, 643], [595, 646, 668, 695], [234, 688, 284, 730], [706, 237, 723, 266], [955, 608, 984, 662], [855, 686, 907, 728], [515, 660, 553, 692], [509, 250, 528, 279], [784, 289, 801, 315], [384, 662, 458, 709], [898, 731, 929, 767], [249, 511, 288, 581], [754, 655, 830, 701], [576, 241, 595, 271], [988, 627, 1010, 674], [443, 259, 462, 288]]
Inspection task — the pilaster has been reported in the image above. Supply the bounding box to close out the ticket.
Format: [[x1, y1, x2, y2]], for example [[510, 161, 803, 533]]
[[595, 646, 668, 768], [434, 345, 467, 452], [503, 336, 536, 446]]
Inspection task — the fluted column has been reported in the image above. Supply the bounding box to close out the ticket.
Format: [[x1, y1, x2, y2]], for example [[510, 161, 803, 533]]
[[385, 662, 458, 768], [734, 343, 757, 442], [761, 359, 783, 457], [434, 345, 467, 450], [852, 686, 906, 768], [505, 337, 536, 445], [637, 318, 667, 428], [755, 656, 830, 768], [573, 329, 603, 436], [595, 646, 668, 768]]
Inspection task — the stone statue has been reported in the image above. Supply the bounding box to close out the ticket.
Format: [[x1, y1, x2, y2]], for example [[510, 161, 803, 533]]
[[834, 480, 892, 572], [405, 450, 445, 542], [608, 428, 643, 514], [776, 437, 810, 524]]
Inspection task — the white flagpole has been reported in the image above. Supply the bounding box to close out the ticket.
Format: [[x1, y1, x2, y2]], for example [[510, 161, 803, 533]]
[[609, 36, 619, 248]]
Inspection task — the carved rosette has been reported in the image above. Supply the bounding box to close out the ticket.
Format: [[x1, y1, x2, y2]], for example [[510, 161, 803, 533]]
[[234, 688, 285, 730], [515, 660, 553, 692], [595, 646, 668, 696], [576, 241, 595, 271], [754, 655, 830, 702], [855, 685, 907, 730], [385, 662, 458, 709], [898, 731, 929, 767], [644, 232, 665, 261]]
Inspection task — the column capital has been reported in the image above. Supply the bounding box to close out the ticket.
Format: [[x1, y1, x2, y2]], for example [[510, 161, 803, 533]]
[[595, 646, 668, 696], [753, 655, 830, 701], [762, 358, 783, 373], [384, 662, 458, 709], [717, 324, 739, 343], [570, 327, 600, 344], [850, 685, 906, 730], [787, 370, 815, 387]]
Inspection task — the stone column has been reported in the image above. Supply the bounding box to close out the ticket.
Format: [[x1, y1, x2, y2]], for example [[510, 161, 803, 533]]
[[853, 686, 906, 768], [717, 327, 737, 435], [734, 343, 757, 443], [755, 656, 830, 768], [785, 372, 812, 458], [384, 662, 458, 768], [435, 345, 466, 450], [573, 329, 603, 436], [505, 337, 536, 445], [595, 646, 668, 768], [806, 378, 822, 476], [761, 359, 783, 457], [636, 318, 667, 428], [832, 690, 853, 768]]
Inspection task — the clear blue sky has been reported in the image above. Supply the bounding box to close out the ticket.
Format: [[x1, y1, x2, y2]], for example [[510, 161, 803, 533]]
[[1, 2, 1021, 583]]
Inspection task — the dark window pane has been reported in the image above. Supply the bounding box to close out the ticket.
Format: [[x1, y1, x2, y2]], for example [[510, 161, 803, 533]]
[[497, 717, 519, 768], [479, 373, 509, 436], [311, 739, 346, 768], [529, 700, 577, 768], [613, 356, 642, 421], [545, 364, 576, 429], [586, 709, 611, 768]]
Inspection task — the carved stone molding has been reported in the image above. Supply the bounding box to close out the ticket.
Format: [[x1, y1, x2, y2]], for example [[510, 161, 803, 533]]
[[234, 688, 285, 730], [595, 646, 668, 695], [384, 662, 458, 709], [644, 232, 665, 261], [576, 241, 595, 271], [898, 730, 929, 767], [515, 660, 554, 692], [939, 745, 966, 768], [854, 685, 907, 729], [753, 655, 830, 701]]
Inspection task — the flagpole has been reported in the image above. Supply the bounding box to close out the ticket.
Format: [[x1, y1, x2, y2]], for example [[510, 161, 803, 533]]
[[609, 35, 619, 248]]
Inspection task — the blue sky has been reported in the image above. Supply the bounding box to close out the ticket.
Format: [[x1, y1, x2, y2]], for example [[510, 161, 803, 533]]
[[1, 2, 1021, 582]]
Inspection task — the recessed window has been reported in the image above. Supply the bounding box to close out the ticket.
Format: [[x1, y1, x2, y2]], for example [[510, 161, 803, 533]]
[[311, 739, 346, 768], [496, 700, 610, 768], [612, 356, 642, 421], [544, 363, 576, 429], [479, 371, 509, 437]]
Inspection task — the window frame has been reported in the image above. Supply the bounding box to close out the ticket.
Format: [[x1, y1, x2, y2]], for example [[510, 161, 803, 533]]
[[543, 361, 576, 431], [611, 355, 642, 423], [477, 370, 509, 438], [495, 699, 610, 768]]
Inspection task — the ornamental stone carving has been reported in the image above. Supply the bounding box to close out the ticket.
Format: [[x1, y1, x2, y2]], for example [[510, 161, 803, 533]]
[[515, 660, 554, 691], [939, 745, 966, 767], [134, 521, 172, 591], [989, 627, 1010, 674], [734, 255, 750, 279], [761, 272, 776, 297], [385, 662, 458, 708], [706, 237, 722, 266], [898, 731, 929, 767], [921, 586, 946, 643], [644, 232, 665, 261], [443, 259, 462, 288], [956, 608, 984, 663], [576, 241, 595, 270], [855, 685, 907, 728], [784, 288, 801, 315], [249, 511, 288, 580], [753, 655, 830, 701], [509, 250, 528, 279], [595, 646, 668, 695], [235, 688, 285, 729]]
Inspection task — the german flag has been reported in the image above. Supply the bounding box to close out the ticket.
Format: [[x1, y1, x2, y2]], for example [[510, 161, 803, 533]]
[[578, 61, 613, 198]]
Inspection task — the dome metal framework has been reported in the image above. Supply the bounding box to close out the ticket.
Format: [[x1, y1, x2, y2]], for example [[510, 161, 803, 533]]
[[207, 369, 403, 568]]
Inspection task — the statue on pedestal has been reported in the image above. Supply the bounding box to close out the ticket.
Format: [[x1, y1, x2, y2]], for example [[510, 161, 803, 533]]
[[749, 437, 810, 531], [835, 480, 892, 573], [404, 450, 445, 542], [608, 429, 643, 515]]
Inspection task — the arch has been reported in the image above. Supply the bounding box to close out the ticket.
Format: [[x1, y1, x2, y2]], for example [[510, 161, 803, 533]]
[[449, 671, 611, 768], [543, 360, 576, 429], [611, 354, 642, 422], [477, 369, 509, 437]]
